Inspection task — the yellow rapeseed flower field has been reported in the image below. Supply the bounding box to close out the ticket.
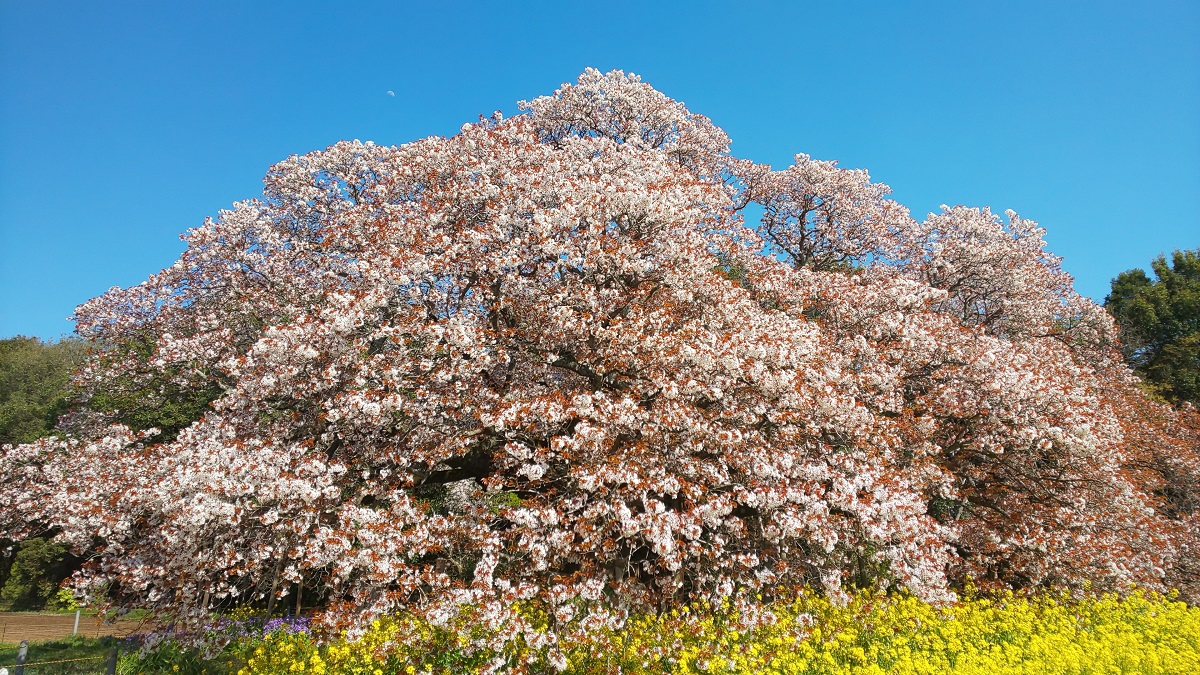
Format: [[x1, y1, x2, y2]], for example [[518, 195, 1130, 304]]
[[239, 589, 1199, 674]]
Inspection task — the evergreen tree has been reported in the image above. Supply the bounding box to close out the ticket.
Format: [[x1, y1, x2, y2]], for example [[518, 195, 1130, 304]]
[[1106, 249, 1200, 405]]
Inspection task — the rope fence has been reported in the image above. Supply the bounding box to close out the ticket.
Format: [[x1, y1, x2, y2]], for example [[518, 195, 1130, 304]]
[[0, 654, 106, 667], [0, 641, 118, 675]]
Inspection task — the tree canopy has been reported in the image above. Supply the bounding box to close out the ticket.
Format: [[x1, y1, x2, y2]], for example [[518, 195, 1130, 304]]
[[2, 70, 1197, 657], [1105, 249, 1200, 406], [0, 336, 86, 447], [0, 337, 86, 609]]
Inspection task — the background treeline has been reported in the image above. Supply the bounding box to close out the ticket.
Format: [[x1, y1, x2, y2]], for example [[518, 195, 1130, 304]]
[[0, 337, 85, 610], [1, 248, 1197, 612], [0, 336, 86, 448]]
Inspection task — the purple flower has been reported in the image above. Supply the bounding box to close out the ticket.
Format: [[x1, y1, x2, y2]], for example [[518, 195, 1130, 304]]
[[263, 616, 310, 635]]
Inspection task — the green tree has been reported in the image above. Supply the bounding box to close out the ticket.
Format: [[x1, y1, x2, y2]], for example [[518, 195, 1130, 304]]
[[0, 537, 78, 610], [0, 336, 87, 609], [1105, 249, 1200, 405], [0, 336, 87, 447]]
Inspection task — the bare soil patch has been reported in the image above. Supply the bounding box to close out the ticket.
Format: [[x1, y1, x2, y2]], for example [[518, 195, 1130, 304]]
[[0, 612, 146, 644]]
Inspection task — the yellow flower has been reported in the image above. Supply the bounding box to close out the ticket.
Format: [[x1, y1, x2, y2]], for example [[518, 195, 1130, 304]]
[[232, 589, 1200, 675]]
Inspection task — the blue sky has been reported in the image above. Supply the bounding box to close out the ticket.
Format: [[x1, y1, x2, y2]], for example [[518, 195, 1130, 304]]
[[2, 0, 1197, 340]]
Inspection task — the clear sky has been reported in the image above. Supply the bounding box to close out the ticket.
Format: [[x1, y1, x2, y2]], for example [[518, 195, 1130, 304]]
[[2, 0, 1197, 340]]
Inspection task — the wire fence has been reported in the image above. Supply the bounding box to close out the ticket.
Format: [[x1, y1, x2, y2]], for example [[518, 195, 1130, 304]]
[[1, 653, 111, 672], [1, 640, 119, 675]]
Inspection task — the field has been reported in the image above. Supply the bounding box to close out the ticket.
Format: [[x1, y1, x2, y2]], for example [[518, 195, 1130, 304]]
[[0, 590, 1170, 675], [0, 635, 122, 675], [0, 614, 146, 675], [0, 591, 1196, 674], [0, 612, 145, 643]]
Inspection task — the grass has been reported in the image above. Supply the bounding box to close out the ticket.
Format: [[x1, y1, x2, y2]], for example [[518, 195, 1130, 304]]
[[0, 635, 119, 675]]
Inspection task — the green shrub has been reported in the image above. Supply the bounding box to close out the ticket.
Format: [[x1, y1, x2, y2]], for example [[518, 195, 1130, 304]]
[[0, 537, 74, 610]]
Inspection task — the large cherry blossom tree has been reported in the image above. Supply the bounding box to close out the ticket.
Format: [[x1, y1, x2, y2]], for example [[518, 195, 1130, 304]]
[[2, 69, 1197, 652]]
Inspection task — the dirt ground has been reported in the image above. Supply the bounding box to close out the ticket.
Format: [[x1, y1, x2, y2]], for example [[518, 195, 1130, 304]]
[[0, 612, 147, 644]]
